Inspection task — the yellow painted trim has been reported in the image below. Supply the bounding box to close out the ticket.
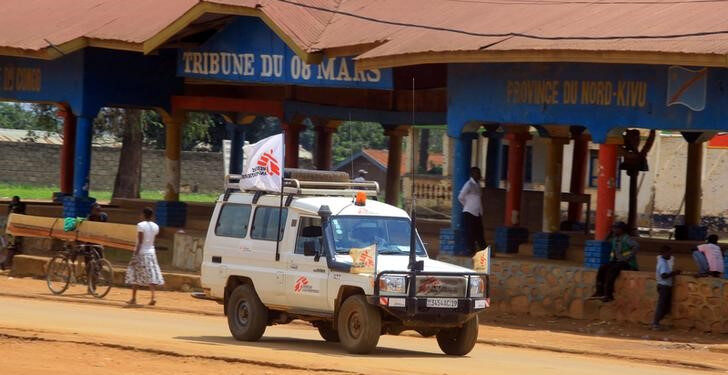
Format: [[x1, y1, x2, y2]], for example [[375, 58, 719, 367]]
[[356, 49, 728, 71], [88, 39, 142, 53], [320, 42, 385, 58]]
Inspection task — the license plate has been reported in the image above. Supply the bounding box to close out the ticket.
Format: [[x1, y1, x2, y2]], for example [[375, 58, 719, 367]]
[[426, 298, 458, 308]]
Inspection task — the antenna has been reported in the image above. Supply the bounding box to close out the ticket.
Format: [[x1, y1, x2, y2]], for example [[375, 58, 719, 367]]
[[408, 77, 422, 272], [349, 112, 354, 179]]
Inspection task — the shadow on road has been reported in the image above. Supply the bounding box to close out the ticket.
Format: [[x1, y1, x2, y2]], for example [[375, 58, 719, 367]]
[[174, 335, 447, 358]]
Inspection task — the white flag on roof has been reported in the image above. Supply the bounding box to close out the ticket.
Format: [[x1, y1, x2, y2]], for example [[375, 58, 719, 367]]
[[239, 133, 284, 192]]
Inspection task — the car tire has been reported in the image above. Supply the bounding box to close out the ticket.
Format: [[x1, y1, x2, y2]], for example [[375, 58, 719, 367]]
[[317, 323, 340, 342], [436, 316, 478, 356], [337, 295, 381, 354], [226, 284, 268, 341]]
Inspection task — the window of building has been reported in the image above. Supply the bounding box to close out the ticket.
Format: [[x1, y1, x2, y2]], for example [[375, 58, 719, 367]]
[[214, 203, 252, 238], [251, 206, 288, 241], [588, 150, 622, 188], [295, 217, 323, 255], [499, 145, 533, 183]]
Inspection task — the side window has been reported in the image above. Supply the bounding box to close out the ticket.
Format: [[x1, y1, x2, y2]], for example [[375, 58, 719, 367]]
[[251, 206, 288, 241], [295, 217, 322, 255], [214, 203, 252, 238]]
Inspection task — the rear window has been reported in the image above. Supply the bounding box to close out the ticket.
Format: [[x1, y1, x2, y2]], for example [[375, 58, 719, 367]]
[[251, 206, 288, 241], [215, 203, 252, 238]]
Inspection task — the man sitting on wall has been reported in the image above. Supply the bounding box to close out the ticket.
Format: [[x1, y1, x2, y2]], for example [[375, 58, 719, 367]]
[[590, 221, 639, 303], [692, 234, 723, 278]]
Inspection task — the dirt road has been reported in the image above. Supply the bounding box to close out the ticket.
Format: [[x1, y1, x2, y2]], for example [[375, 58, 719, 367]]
[[0, 296, 722, 375]]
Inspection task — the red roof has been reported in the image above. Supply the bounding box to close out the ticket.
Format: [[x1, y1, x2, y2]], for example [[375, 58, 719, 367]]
[[362, 149, 443, 175], [0, 0, 726, 67]]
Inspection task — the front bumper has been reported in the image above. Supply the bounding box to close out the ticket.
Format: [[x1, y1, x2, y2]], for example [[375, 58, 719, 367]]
[[370, 271, 490, 326]]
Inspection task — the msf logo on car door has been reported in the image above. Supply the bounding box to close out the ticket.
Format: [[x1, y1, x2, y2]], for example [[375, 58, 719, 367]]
[[293, 276, 319, 294]]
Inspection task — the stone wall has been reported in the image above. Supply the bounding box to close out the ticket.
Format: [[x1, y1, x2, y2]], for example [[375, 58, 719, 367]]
[[0, 142, 223, 193], [438, 256, 727, 333]]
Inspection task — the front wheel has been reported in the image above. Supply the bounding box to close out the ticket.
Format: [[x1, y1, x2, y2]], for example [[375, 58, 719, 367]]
[[436, 316, 479, 356], [88, 259, 113, 298], [226, 284, 268, 341], [46, 255, 71, 295], [337, 295, 381, 354]]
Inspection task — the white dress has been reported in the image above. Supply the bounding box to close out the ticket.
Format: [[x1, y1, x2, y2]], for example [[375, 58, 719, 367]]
[[125, 221, 165, 286]]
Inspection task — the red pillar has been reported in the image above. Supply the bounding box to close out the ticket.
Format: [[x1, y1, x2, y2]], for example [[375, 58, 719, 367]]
[[567, 133, 590, 223], [504, 132, 531, 227], [595, 143, 618, 240], [281, 122, 302, 168], [315, 124, 336, 170], [58, 106, 76, 195]]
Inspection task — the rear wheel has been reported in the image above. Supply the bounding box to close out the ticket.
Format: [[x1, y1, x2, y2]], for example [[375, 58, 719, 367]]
[[226, 284, 268, 341], [436, 316, 479, 356], [317, 322, 340, 342], [46, 256, 71, 295], [337, 295, 381, 354], [88, 259, 113, 298]]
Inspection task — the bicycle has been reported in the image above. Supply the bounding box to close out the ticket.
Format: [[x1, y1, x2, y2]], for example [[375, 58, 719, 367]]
[[46, 241, 114, 298]]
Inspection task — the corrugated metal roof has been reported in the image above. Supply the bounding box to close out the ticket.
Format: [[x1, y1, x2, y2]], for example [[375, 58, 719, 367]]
[[0, 0, 727, 66]]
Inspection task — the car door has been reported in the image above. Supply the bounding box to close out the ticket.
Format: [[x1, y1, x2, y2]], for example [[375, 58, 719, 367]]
[[247, 203, 289, 308], [283, 216, 329, 312]]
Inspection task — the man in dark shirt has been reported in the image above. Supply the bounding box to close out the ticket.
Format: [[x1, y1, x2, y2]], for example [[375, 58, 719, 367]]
[[2, 196, 26, 270]]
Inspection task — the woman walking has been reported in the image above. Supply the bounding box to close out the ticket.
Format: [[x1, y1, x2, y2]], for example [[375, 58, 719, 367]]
[[126, 207, 164, 306]]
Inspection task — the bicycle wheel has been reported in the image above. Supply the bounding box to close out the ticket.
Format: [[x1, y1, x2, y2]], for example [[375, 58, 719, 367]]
[[0, 235, 9, 266], [88, 258, 113, 298], [47, 255, 72, 295]]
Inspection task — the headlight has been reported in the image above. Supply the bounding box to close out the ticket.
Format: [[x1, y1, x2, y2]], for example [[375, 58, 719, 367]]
[[379, 275, 407, 295], [469, 276, 485, 297]]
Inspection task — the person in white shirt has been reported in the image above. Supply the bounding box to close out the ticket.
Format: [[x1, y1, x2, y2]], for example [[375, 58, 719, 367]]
[[125, 207, 164, 306], [458, 167, 485, 255], [692, 234, 724, 278]]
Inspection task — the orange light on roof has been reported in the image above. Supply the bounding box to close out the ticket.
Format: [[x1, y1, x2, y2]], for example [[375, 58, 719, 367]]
[[355, 191, 367, 206]]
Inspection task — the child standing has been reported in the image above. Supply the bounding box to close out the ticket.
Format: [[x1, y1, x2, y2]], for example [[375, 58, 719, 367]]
[[651, 246, 681, 330]]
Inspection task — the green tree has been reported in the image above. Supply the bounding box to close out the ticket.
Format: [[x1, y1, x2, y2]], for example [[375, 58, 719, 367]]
[[331, 122, 386, 165]]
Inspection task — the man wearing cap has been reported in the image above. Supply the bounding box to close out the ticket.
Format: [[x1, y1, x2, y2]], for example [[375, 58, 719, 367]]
[[353, 169, 368, 182], [590, 221, 639, 302]]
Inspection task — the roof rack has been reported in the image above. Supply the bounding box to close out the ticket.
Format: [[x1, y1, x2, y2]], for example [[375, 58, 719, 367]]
[[224, 175, 380, 198]]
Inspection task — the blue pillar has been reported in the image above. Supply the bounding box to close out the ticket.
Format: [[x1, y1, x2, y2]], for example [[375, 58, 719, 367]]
[[64, 116, 95, 218], [444, 133, 477, 255], [484, 134, 502, 188], [227, 123, 244, 175]]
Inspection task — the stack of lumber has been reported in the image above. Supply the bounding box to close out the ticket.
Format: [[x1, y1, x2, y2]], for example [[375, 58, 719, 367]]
[[6, 214, 137, 251]]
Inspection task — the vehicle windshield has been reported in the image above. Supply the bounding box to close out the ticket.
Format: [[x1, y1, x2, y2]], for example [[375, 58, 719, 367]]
[[330, 216, 427, 256]]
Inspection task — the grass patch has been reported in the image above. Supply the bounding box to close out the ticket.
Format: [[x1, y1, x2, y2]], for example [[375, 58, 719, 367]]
[[0, 184, 218, 203]]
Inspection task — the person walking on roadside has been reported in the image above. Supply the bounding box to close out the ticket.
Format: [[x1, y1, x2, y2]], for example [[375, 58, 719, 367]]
[[692, 234, 724, 278], [590, 221, 639, 302], [1, 196, 26, 271], [651, 245, 680, 330], [458, 167, 485, 256], [125, 207, 164, 306]]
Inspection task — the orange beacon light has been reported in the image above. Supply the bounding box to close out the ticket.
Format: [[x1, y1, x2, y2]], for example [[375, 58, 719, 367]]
[[354, 191, 367, 206]]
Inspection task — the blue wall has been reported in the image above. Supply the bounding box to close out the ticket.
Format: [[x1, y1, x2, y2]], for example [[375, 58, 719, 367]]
[[447, 63, 728, 142]]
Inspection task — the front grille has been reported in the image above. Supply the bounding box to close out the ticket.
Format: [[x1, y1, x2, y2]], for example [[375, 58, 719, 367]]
[[415, 275, 466, 297]]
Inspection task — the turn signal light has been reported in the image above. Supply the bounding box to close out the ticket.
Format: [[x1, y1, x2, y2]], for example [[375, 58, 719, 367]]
[[355, 191, 367, 206]]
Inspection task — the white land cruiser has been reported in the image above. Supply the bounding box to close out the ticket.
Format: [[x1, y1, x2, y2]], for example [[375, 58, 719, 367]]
[[200, 170, 489, 355]]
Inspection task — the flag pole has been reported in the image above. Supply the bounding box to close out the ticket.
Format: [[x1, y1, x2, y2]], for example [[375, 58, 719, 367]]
[[275, 132, 285, 262]]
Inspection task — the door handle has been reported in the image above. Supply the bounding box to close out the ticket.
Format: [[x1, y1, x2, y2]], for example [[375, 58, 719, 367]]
[[290, 264, 298, 270]]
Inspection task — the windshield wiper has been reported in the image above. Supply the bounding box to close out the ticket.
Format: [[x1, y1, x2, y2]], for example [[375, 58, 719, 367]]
[[377, 250, 406, 255]]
